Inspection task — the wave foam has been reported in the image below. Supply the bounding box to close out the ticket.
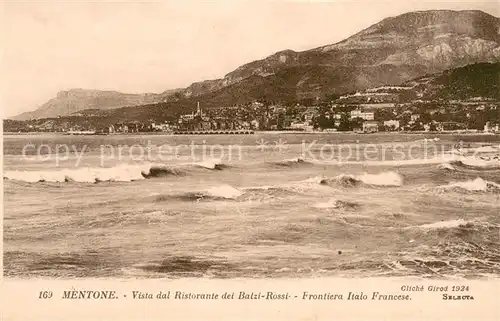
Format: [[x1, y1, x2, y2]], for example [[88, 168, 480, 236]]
[[313, 198, 360, 210], [192, 159, 226, 170], [4, 164, 152, 183], [321, 171, 403, 187], [4, 158, 231, 183], [438, 163, 456, 171], [271, 157, 308, 167], [142, 165, 184, 178], [311, 155, 458, 167], [358, 172, 403, 186], [321, 175, 361, 187], [456, 156, 500, 169], [205, 185, 243, 199], [473, 145, 500, 153], [243, 176, 326, 194], [313, 199, 341, 209], [442, 177, 500, 192], [418, 219, 470, 229], [155, 185, 244, 202]]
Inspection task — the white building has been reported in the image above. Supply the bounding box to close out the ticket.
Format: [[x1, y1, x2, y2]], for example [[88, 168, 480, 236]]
[[179, 114, 195, 122], [350, 110, 375, 120], [290, 122, 310, 130], [484, 122, 499, 133], [362, 121, 379, 133]]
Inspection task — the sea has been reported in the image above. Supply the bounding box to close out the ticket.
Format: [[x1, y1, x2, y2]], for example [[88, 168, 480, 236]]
[[3, 132, 500, 279]]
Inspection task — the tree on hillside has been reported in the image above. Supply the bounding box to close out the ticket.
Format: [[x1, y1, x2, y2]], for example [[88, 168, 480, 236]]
[[350, 117, 364, 130], [337, 113, 352, 131]]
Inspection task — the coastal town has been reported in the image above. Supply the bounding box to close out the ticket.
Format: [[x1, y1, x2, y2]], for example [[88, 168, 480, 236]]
[[5, 87, 500, 135], [4, 7, 500, 316]]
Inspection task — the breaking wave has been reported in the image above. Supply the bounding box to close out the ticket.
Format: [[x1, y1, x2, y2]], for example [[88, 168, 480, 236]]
[[320, 171, 403, 188], [3, 161, 229, 183], [192, 159, 228, 170], [4, 164, 152, 183], [142, 165, 185, 178], [243, 176, 324, 195], [452, 156, 500, 169], [473, 145, 500, 153], [154, 185, 244, 202], [321, 175, 362, 187], [244, 171, 403, 195], [270, 157, 309, 167], [439, 177, 500, 193], [205, 185, 244, 199], [311, 155, 457, 167], [416, 219, 471, 230], [312, 198, 361, 210], [438, 163, 456, 171]]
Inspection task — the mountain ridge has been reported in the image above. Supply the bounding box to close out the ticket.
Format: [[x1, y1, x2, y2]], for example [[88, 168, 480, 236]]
[[11, 88, 183, 120], [4, 62, 499, 133], [11, 9, 500, 120], [96, 61, 500, 123]]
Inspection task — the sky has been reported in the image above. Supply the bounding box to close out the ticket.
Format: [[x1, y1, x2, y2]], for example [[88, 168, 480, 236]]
[[2, 0, 499, 118]]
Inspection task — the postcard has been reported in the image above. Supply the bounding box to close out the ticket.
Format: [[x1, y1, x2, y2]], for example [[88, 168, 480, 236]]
[[2, 0, 500, 320]]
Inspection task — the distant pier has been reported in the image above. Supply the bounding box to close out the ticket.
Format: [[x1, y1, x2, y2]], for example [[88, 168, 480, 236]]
[[173, 130, 254, 135], [64, 130, 98, 135]]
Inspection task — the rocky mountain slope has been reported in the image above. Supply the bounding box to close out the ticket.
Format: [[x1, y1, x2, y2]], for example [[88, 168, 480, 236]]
[[405, 62, 500, 100], [87, 62, 499, 123], [11, 88, 183, 121], [176, 10, 500, 100]]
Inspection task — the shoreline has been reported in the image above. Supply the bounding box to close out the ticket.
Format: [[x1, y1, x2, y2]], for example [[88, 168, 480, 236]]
[[2, 131, 497, 136]]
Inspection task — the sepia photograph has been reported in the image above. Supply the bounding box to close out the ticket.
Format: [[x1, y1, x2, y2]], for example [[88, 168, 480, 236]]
[[1, 1, 500, 318]]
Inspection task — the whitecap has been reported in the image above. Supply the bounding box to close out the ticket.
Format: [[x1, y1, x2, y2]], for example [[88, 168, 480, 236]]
[[458, 156, 500, 168], [313, 198, 341, 209], [357, 171, 403, 186], [4, 163, 152, 183], [438, 163, 455, 170], [418, 219, 469, 229], [442, 177, 500, 192], [205, 185, 243, 199], [192, 159, 224, 170]]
